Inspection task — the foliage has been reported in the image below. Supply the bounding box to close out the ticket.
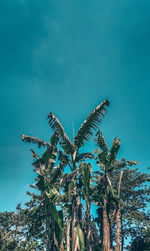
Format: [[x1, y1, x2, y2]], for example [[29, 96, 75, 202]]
[[1, 100, 150, 251], [127, 223, 150, 251]]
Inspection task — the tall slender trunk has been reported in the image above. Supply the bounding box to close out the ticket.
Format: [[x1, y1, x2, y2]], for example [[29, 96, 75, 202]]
[[72, 179, 80, 251], [85, 200, 92, 251], [116, 171, 123, 251], [102, 200, 110, 251], [66, 217, 71, 251], [116, 207, 121, 251], [54, 230, 59, 250], [45, 196, 58, 251], [107, 212, 111, 251], [72, 203, 80, 251], [111, 209, 116, 230], [99, 209, 103, 248], [121, 211, 124, 251], [45, 205, 53, 251], [60, 238, 64, 251]]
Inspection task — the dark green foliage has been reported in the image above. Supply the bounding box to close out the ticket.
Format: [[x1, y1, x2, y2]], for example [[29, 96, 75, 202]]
[[48, 112, 75, 154], [93, 129, 150, 250], [127, 224, 150, 251], [1, 100, 149, 251], [22, 135, 51, 148], [74, 99, 109, 149]]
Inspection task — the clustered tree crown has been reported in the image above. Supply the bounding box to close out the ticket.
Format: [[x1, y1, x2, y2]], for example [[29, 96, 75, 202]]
[[0, 100, 149, 251]]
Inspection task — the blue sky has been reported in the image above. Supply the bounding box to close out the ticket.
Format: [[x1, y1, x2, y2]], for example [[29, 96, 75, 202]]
[[0, 0, 150, 211]]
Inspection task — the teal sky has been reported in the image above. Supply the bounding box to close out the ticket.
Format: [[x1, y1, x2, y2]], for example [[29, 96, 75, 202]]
[[0, 0, 150, 211]]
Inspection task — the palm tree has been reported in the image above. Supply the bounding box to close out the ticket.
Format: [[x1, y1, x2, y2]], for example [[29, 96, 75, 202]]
[[78, 162, 93, 251], [113, 164, 149, 251], [93, 130, 139, 251], [13, 98, 150, 250], [93, 130, 121, 251], [22, 100, 109, 250], [47, 100, 110, 250], [22, 132, 64, 251]]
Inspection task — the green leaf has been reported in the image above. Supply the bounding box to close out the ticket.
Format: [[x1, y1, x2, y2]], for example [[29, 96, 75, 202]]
[[76, 152, 94, 162], [108, 137, 120, 164], [48, 112, 75, 154], [50, 131, 59, 146], [21, 135, 51, 148], [49, 205, 63, 245], [55, 210, 63, 245], [30, 149, 40, 159], [58, 150, 70, 166], [68, 181, 74, 202], [94, 130, 108, 153], [126, 160, 139, 166], [74, 99, 109, 149], [79, 163, 92, 197], [50, 205, 63, 230], [42, 149, 57, 170], [77, 226, 85, 251]]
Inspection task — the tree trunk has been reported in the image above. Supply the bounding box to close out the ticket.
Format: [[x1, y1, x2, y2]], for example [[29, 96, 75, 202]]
[[60, 238, 64, 251], [121, 211, 124, 251], [72, 178, 80, 251], [45, 197, 58, 251], [116, 207, 121, 251], [99, 209, 103, 248], [85, 200, 92, 251], [102, 200, 110, 251], [121, 235, 124, 251], [72, 202, 80, 251], [45, 204, 52, 251], [71, 156, 79, 251], [66, 218, 71, 251]]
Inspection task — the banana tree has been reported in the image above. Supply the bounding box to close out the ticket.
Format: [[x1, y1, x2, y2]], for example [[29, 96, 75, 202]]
[[104, 158, 140, 251], [93, 130, 139, 251], [111, 161, 149, 251], [116, 170, 123, 251], [47, 100, 110, 250], [79, 162, 93, 251], [22, 132, 64, 251], [93, 130, 121, 251]]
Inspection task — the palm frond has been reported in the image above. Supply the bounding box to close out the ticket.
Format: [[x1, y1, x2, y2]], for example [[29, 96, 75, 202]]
[[94, 130, 108, 153], [58, 150, 70, 167], [97, 152, 109, 166], [77, 226, 85, 251], [48, 112, 75, 155], [48, 164, 64, 185], [75, 152, 94, 162], [79, 163, 92, 197], [41, 148, 57, 170], [126, 160, 139, 166], [61, 169, 78, 186], [74, 99, 109, 149], [119, 159, 139, 167], [107, 175, 115, 197], [21, 135, 51, 148], [108, 137, 120, 163], [30, 149, 40, 160], [93, 148, 101, 155], [50, 131, 59, 146], [34, 163, 46, 177]]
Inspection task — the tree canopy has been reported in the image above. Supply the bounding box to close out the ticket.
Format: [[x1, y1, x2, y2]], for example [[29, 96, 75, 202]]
[[0, 100, 149, 251]]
